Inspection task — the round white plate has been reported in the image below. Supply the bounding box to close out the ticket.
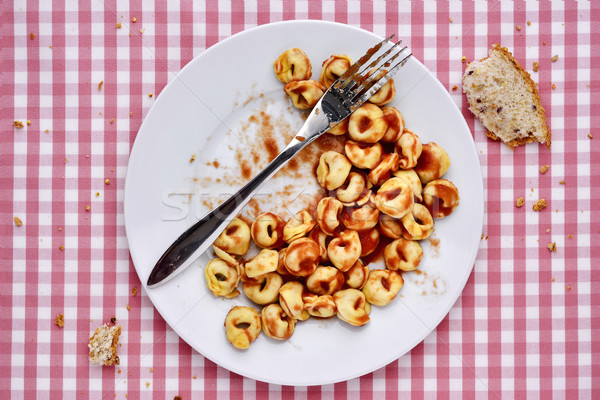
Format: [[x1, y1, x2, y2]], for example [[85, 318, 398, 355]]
[[124, 20, 484, 386]]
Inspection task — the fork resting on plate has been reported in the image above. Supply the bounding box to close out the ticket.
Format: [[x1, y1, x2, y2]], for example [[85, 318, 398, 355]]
[[147, 36, 412, 287]]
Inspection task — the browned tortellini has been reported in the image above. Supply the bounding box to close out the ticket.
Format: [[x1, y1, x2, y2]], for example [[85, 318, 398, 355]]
[[273, 48, 312, 84], [316, 197, 343, 236], [316, 151, 352, 190], [374, 177, 414, 219], [335, 172, 370, 204], [368, 153, 400, 186], [395, 129, 423, 170], [261, 303, 295, 340], [225, 306, 261, 349], [327, 117, 349, 136], [365, 69, 396, 106], [362, 269, 404, 306], [414, 142, 451, 184], [302, 293, 336, 318], [283, 209, 316, 243], [327, 230, 361, 272], [284, 80, 326, 110], [213, 218, 251, 255], [423, 179, 460, 218], [341, 204, 380, 231], [284, 237, 322, 277], [379, 214, 403, 239], [357, 228, 380, 257], [384, 238, 423, 272], [320, 54, 352, 87], [244, 249, 279, 278], [279, 281, 309, 321], [251, 212, 285, 249], [205, 258, 241, 299], [348, 103, 389, 143], [344, 140, 383, 170], [306, 266, 345, 295], [343, 260, 370, 290], [242, 271, 283, 305], [308, 226, 329, 264], [393, 169, 423, 203], [400, 203, 434, 241], [381, 107, 405, 142], [333, 289, 371, 326]]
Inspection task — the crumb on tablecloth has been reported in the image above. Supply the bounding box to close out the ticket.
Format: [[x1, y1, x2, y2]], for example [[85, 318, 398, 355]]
[[552, 55, 559, 62], [14, 216, 23, 226], [132, 286, 138, 296], [98, 81, 103, 91], [533, 199, 547, 211], [516, 197, 525, 208], [55, 313, 64, 327], [14, 120, 24, 128], [116, 22, 122, 29], [452, 85, 458, 91], [547, 242, 557, 252], [540, 165, 549, 174], [89, 324, 121, 366]]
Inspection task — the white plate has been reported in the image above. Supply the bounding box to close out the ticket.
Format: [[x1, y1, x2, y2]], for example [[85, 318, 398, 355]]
[[124, 20, 484, 386]]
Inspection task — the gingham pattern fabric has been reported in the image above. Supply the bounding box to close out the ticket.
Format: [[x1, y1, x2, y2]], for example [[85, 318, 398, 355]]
[[2, 1, 598, 398]]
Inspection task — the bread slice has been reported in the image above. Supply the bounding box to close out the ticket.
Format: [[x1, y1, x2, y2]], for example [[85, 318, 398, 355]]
[[89, 324, 121, 366], [462, 44, 550, 149]]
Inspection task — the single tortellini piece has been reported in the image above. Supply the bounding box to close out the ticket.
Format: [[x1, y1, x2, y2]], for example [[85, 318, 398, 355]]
[[276, 248, 290, 276], [306, 266, 345, 296], [244, 249, 279, 278], [242, 271, 283, 305], [327, 230, 362, 272], [308, 226, 329, 264], [284, 80, 326, 110], [283, 209, 316, 243], [362, 269, 404, 306], [384, 238, 423, 272], [333, 289, 371, 326], [381, 107, 405, 142], [414, 142, 451, 185], [400, 203, 434, 241], [343, 259, 370, 290], [279, 281, 310, 321], [316, 151, 352, 190], [395, 129, 423, 170], [348, 103, 389, 143], [336, 172, 371, 204], [344, 140, 383, 170], [423, 179, 460, 218], [302, 293, 337, 318], [251, 212, 285, 249], [374, 177, 414, 219], [284, 237, 322, 277], [212, 245, 238, 266], [261, 303, 295, 340], [368, 153, 400, 186], [357, 228, 380, 257], [273, 48, 312, 84], [213, 218, 251, 256], [341, 204, 380, 231], [327, 117, 349, 136], [225, 306, 261, 349], [393, 169, 423, 203], [379, 214, 403, 240], [365, 69, 396, 106], [320, 54, 353, 87], [316, 197, 343, 236], [205, 258, 242, 299]]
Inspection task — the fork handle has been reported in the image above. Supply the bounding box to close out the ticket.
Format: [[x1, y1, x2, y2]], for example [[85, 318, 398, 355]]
[[147, 114, 329, 287]]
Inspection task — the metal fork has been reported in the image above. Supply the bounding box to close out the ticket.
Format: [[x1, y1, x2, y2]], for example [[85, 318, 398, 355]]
[[147, 36, 412, 287]]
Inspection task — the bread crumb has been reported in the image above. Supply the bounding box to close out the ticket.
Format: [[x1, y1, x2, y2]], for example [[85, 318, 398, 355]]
[[58, 227, 62, 231], [566, 285, 571, 291], [27, 120, 31, 126], [145, 382, 150, 389], [59, 245, 65, 251], [132, 17, 137, 22], [516, 197, 525, 208], [140, 28, 145, 34], [533, 61, 539, 72], [148, 93, 153, 98], [481, 233, 485, 240], [449, 17, 453, 23], [126, 304, 131, 311], [13, 216, 23, 226], [110, 316, 117, 324], [539, 165, 549, 174], [98, 81, 104, 91], [533, 199, 547, 211], [89, 324, 121, 366], [545, 228, 550, 233], [116, 22, 122, 29], [527, 21, 531, 26], [559, 180, 565, 184], [129, 112, 133, 117], [14, 120, 24, 128], [30, 33, 35, 40], [551, 277, 555, 282], [568, 234, 573, 239], [189, 154, 196, 163], [516, 25, 521, 31], [55, 313, 65, 327], [105, 179, 110, 185], [543, 41, 546, 45], [461, 56, 466, 63], [45, 129, 49, 133], [49, 45, 52, 49], [85, 205, 90, 211], [193, 376, 197, 379], [547, 242, 556, 252], [588, 133, 593, 139], [552, 83, 556, 90], [174, 397, 182, 400], [551, 55, 559, 62], [129, 33, 132, 37], [451, 85, 458, 91], [132, 286, 138, 296], [110, 118, 114, 124]]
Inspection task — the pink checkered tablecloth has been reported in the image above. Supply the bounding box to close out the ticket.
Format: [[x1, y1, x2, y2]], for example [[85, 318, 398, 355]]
[[2, 0, 598, 398]]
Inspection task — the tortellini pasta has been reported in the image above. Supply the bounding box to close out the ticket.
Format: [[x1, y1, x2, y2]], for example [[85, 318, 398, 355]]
[[283, 209, 316, 243], [341, 204, 380, 231], [242, 271, 283, 305], [348, 103, 389, 143], [225, 306, 261, 349], [400, 203, 434, 241], [205, 258, 241, 299], [279, 281, 310, 321], [283, 237, 322, 277], [343, 260, 370, 290], [379, 214, 403, 240], [423, 179, 460, 218], [333, 289, 371, 326], [273, 48, 312, 83], [395, 129, 423, 170], [414, 142, 451, 184], [284, 80, 326, 109], [244, 248, 279, 278], [336, 172, 370, 204], [393, 169, 423, 203], [381, 107, 405, 142], [302, 293, 337, 318], [327, 230, 361, 272], [320, 54, 352, 87], [316, 151, 352, 190], [261, 303, 295, 340], [344, 140, 383, 170], [362, 269, 403, 306], [368, 153, 400, 186], [365, 69, 396, 106], [357, 228, 380, 257], [374, 177, 414, 219], [251, 212, 285, 249], [384, 238, 423, 272], [213, 218, 251, 256], [327, 117, 349, 136], [308, 226, 329, 264], [306, 266, 345, 296], [316, 197, 343, 236]]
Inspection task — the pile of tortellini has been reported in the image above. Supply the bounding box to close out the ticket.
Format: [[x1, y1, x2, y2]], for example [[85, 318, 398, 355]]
[[209, 48, 461, 350]]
